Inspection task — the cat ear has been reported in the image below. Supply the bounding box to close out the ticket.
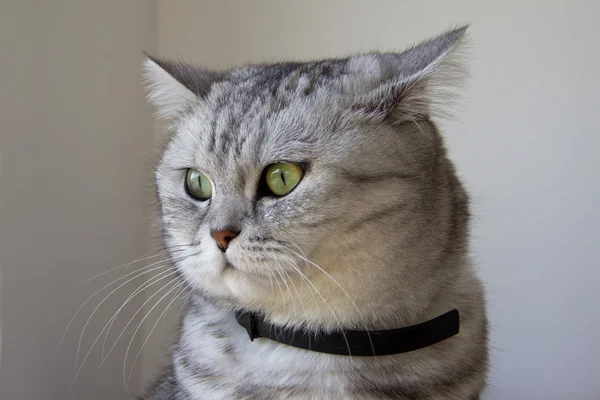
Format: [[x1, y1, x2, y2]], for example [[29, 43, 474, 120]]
[[142, 54, 221, 119], [345, 26, 469, 123]]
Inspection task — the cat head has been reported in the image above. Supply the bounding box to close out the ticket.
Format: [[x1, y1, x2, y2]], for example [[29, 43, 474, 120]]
[[144, 27, 470, 329]]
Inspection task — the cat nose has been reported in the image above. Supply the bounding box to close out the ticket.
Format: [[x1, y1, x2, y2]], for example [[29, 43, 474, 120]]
[[210, 229, 240, 252]]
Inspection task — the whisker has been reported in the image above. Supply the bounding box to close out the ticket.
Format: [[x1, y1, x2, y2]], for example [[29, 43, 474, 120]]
[[98, 269, 183, 370], [279, 251, 354, 357], [76, 245, 189, 287], [56, 255, 180, 360], [126, 281, 189, 385], [274, 264, 296, 316], [270, 263, 287, 313], [284, 243, 378, 356], [69, 274, 182, 392], [285, 245, 364, 316], [160, 282, 190, 337], [147, 275, 203, 393], [123, 279, 186, 388], [99, 268, 175, 376], [170, 274, 201, 325], [280, 252, 319, 309], [260, 259, 275, 295], [99, 268, 177, 369], [99, 247, 200, 371], [279, 255, 308, 317], [71, 253, 189, 373], [282, 242, 378, 356]]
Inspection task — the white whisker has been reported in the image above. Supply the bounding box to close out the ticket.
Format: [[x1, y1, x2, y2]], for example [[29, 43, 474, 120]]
[[71, 253, 189, 373], [283, 259, 353, 356], [285, 245, 363, 316], [274, 263, 296, 316], [122, 279, 186, 388], [126, 281, 189, 385], [283, 244, 378, 356], [270, 263, 287, 313], [98, 247, 202, 370], [69, 274, 181, 392], [278, 256, 307, 318], [57, 254, 181, 362], [160, 284, 189, 337], [76, 246, 188, 287], [99, 268, 178, 370]]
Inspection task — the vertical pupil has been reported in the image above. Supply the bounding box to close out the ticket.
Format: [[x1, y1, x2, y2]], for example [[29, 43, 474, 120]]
[[280, 170, 286, 186]]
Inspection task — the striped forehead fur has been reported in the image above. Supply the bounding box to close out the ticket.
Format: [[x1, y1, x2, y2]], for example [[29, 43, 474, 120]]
[[141, 26, 488, 400]]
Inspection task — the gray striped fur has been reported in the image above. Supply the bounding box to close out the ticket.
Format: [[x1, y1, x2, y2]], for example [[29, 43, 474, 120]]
[[142, 26, 488, 399]]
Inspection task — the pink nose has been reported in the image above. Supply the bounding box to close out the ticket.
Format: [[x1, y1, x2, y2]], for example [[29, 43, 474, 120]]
[[210, 230, 239, 252]]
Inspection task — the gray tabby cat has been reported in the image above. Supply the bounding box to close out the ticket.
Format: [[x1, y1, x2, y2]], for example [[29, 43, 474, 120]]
[[142, 26, 488, 399]]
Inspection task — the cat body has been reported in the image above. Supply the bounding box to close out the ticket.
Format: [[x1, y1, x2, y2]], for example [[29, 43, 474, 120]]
[[149, 277, 486, 399], [142, 27, 488, 399]]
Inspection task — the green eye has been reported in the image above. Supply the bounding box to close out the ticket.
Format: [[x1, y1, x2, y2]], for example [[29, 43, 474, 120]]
[[265, 162, 304, 196], [185, 169, 212, 201]]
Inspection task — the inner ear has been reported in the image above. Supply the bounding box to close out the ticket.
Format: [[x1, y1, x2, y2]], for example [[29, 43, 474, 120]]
[[346, 26, 468, 124], [352, 80, 426, 122], [145, 55, 224, 98], [142, 54, 223, 119]]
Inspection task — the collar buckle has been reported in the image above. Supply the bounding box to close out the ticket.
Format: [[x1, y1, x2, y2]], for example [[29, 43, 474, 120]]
[[236, 311, 259, 341]]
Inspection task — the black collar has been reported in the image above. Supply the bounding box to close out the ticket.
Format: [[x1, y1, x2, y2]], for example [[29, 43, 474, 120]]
[[235, 309, 459, 356]]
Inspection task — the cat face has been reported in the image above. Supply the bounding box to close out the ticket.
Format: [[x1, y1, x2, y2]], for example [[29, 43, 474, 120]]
[[146, 27, 469, 326]]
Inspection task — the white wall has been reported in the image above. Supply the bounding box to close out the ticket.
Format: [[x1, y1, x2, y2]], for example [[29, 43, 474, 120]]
[[150, 1, 600, 399], [2, 1, 597, 398], [0, 1, 157, 399]]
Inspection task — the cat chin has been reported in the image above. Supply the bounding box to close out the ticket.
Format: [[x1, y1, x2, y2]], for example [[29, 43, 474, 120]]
[[177, 260, 275, 307], [175, 241, 308, 312]]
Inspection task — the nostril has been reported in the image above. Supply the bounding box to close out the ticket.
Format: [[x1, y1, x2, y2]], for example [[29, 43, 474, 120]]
[[210, 229, 240, 252]]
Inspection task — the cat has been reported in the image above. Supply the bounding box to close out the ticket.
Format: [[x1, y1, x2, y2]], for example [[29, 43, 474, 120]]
[[141, 26, 488, 399]]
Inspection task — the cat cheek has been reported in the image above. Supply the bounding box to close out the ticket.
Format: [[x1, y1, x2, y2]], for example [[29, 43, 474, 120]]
[[177, 247, 233, 296], [176, 241, 222, 274]]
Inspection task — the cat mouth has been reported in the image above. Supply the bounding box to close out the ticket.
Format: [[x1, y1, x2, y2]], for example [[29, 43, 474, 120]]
[[222, 260, 273, 279], [224, 261, 236, 270]]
